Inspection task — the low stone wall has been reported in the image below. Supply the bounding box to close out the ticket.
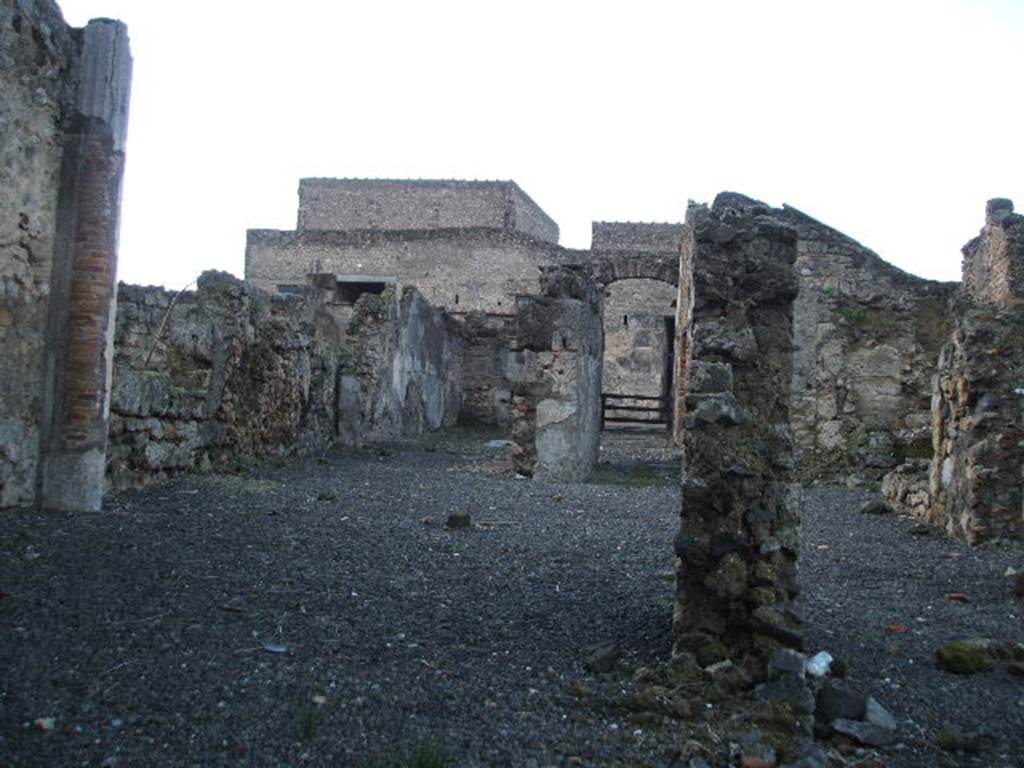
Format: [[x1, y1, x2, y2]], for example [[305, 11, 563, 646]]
[[673, 193, 801, 660], [108, 272, 346, 489], [337, 288, 462, 446], [109, 274, 462, 489], [508, 267, 603, 481]]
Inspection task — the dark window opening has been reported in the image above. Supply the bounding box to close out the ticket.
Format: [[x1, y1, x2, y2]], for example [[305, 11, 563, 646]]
[[623, 314, 629, 327], [277, 284, 304, 297], [455, 294, 460, 305], [336, 280, 388, 305]]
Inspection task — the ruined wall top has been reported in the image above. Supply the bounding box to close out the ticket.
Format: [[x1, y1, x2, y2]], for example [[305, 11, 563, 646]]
[[591, 222, 684, 255], [962, 198, 1024, 307], [296, 178, 560, 244]]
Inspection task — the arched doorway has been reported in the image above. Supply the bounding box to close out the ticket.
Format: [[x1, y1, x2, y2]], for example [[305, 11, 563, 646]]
[[600, 278, 678, 431]]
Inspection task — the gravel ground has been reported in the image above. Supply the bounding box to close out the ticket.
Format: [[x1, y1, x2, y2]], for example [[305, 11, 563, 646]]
[[800, 488, 1024, 767], [1, 431, 1022, 767]]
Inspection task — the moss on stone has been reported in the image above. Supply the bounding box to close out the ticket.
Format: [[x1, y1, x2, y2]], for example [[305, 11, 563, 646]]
[[445, 511, 472, 530], [935, 641, 994, 674]]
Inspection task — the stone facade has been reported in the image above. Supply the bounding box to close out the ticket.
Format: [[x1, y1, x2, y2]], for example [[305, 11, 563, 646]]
[[297, 179, 559, 244], [673, 193, 801, 658], [783, 207, 956, 483], [247, 228, 581, 315], [508, 267, 603, 481], [0, 0, 131, 511], [927, 200, 1024, 542]]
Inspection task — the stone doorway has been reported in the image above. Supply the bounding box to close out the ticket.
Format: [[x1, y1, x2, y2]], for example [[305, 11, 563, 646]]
[[600, 278, 678, 434]]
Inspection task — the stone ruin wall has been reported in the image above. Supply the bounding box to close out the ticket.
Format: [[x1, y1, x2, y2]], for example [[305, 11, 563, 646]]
[[108, 273, 345, 489], [673, 193, 801, 660], [784, 207, 957, 484], [924, 200, 1024, 542], [452, 312, 517, 427], [337, 286, 463, 446], [108, 272, 461, 491], [297, 179, 559, 244], [246, 228, 582, 316], [0, 0, 131, 511], [0, 0, 73, 507], [508, 267, 603, 481]]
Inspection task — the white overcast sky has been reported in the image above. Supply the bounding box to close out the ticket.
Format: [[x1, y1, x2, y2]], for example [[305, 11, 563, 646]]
[[59, 0, 1023, 289]]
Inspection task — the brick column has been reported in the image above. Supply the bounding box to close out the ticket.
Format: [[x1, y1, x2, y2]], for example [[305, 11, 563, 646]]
[[39, 20, 132, 511], [673, 194, 801, 659]]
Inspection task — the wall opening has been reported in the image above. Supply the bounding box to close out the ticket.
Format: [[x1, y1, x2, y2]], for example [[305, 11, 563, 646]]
[[600, 278, 677, 432]]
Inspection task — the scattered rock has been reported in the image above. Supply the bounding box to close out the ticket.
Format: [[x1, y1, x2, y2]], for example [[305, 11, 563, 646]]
[[935, 640, 995, 674], [944, 592, 969, 603], [830, 718, 896, 747], [804, 651, 833, 678], [864, 697, 897, 732], [755, 675, 815, 714], [815, 681, 865, 722], [769, 648, 807, 679], [263, 643, 288, 654], [316, 489, 338, 502], [1007, 661, 1024, 679], [33, 717, 56, 731], [445, 511, 472, 530], [677, 632, 731, 668], [858, 497, 892, 515], [583, 642, 620, 673]]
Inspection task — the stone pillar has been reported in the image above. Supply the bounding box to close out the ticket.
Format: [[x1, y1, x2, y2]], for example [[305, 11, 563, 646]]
[[673, 193, 801, 660], [507, 267, 603, 481], [39, 20, 132, 511], [928, 199, 1024, 542], [961, 198, 1024, 308]]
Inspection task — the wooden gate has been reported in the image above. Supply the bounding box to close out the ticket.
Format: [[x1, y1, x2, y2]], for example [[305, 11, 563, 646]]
[[600, 393, 671, 430]]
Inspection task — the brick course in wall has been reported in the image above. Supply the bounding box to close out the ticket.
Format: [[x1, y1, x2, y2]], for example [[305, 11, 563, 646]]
[[0, 1, 132, 512]]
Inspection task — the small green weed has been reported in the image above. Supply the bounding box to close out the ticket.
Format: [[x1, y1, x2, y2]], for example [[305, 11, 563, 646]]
[[654, 595, 675, 613], [838, 303, 866, 324], [298, 705, 318, 741], [937, 725, 964, 752], [369, 741, 452, 768], [589, 464, 667, 487]]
